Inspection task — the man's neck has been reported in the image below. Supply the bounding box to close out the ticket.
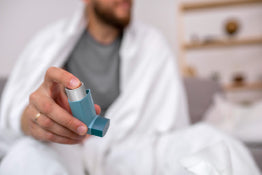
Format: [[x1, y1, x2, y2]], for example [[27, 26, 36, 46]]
[[86, 8, 120, 45]]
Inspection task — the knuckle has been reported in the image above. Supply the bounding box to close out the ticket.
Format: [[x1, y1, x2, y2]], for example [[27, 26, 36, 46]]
[[41, 101, 53, 114], [29, 92, 38, 103], [41, 118, 53, 128], [46, 67, 55, 76]]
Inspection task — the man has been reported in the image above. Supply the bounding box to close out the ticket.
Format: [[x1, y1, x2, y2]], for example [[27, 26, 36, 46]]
[[1, 0, 189, 142], [0, 0, 189, 174], [1, 0, 260, 175]]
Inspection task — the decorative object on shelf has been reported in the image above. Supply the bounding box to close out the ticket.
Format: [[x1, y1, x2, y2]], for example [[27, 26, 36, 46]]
[[224, 18, 241, 37], [231, 72, 246, 86], [203, 36, 219, 44]]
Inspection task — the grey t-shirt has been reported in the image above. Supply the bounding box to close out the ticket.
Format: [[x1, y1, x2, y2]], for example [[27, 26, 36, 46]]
[[64, 30, 121, 115]]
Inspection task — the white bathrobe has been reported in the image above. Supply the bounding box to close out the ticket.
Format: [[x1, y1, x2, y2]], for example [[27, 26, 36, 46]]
[[0, 6, 260, 175]]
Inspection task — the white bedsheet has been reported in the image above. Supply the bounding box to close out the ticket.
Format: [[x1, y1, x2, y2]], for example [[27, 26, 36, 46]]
[[0, 124, 260, 175]]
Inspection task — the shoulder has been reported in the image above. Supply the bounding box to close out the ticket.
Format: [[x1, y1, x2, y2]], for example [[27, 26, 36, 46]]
[[8, 19, 70, 81]]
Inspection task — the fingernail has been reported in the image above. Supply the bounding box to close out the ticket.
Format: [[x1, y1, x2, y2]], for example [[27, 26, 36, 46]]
[[77, 126, 87, 135], [70, 78, 80, 89]]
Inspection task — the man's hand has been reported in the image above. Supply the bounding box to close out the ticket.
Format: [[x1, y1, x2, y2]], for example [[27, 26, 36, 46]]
[[21, 67, 101, 144]]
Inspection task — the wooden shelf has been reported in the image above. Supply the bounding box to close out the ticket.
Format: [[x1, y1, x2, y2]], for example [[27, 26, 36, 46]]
[[178, 0, 262, 91], [181, 0, 262, 12], [224, 82, 262, 91], [184, 37, 262, 50]]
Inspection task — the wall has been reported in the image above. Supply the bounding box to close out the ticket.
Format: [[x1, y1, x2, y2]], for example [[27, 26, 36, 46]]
[[0, 0, 179, 77], [0, 0, 80, 77], [0, 0, 262, 102]]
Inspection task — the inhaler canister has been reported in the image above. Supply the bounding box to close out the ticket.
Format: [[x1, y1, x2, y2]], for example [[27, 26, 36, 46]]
[[65, 83, 110, 137]]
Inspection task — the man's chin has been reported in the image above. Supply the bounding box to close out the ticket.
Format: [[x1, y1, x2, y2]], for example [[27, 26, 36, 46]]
[[116, 18, 131, 30], [108, 14, 131, 30], [93, 3, 131, 30]]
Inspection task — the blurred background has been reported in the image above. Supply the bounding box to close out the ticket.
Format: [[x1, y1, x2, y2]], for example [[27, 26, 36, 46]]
[[1, 0, 262, 103], [0, 0, 262, 170]]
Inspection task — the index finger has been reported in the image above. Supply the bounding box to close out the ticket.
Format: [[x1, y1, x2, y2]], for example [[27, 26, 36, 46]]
[[44, 67, 81, 90]]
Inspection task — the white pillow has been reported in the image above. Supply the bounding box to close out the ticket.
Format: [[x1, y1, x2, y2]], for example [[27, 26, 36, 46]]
[[204, 94, 262, 143]]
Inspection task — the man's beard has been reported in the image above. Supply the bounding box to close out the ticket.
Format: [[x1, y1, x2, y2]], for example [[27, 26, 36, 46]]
[[93, 1, 131, 30]]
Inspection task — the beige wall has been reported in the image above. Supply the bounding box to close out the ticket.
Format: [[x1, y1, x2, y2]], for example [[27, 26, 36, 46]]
[[0, 0, 179, 77], [0, 0, 80, 77], [0, 0, 262, 88]]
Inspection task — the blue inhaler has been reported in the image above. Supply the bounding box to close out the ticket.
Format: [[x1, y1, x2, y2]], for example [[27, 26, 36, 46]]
[[65, 83, 110, 137]]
